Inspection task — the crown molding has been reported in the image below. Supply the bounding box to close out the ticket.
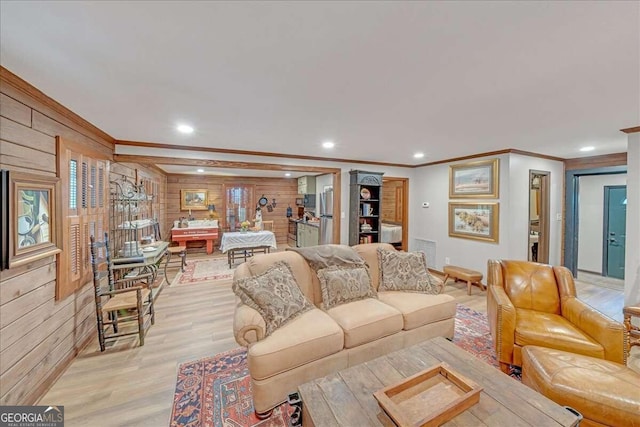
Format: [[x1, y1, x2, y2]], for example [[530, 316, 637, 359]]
[[621, 126, 640, 134], [115, 140, 411, 168], [412, 148, 564, 167], [113, 154, 341, 174]]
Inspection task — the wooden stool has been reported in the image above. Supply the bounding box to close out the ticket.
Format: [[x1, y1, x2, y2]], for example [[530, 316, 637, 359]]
[[442, 265, 485, 295]]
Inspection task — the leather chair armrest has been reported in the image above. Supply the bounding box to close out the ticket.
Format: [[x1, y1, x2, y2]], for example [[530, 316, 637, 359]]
[[487, 284, 517, 365], [233, 303, 266, 346], [562, 297, 627, 364]]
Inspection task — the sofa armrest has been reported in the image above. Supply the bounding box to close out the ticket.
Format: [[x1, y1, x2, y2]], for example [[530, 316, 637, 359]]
[[429, 273, 445, 293], [562, 297, 627, 364], [487, 284, 517, 365], [233, 303, 266, 347]]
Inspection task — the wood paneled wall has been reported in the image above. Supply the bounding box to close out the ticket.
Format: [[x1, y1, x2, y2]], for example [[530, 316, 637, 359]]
[[0, 69, 114, 405], [564, 152, 627, 170], [0, 69, 168, 406], [166, 175, 299, 243], [381, 180, 403, 223]]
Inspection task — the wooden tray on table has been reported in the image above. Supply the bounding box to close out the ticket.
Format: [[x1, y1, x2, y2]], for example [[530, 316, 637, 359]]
[[373, 362, 483, 427]]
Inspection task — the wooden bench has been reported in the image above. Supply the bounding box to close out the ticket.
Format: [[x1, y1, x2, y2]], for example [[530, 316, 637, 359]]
[[443, 265, 485, 295]]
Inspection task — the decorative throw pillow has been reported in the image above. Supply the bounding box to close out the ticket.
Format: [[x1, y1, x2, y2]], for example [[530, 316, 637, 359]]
[[317, 265, 377, 310], [377, 249, 441, 294], [288, 245, 366, 272], [232, 261, 313, 336]]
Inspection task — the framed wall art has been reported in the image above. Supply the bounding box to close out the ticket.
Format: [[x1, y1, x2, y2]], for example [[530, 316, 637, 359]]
[[180, 189, 208, 210], [0, 170, 9, 270], [9, 172, 61, 268], [448, 202, 499, 243], [449, 158, 499, 198]]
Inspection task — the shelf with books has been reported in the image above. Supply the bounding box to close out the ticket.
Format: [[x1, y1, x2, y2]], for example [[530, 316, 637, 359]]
[[349, 170, 384, 245]]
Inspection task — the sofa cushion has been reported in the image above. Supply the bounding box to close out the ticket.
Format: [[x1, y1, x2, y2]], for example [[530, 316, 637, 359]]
[[377, 249, 440, 294], [248, 308, 344, 380], [327, 298, 403, 348], [378, 291, 456, 330], [317, 265, 377, 309], [232, 261, 313, 336], [515, 308, 605, 359]]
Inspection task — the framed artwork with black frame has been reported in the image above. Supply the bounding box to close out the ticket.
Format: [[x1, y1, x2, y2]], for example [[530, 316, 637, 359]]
[[8, 171, 61, 268], [0, 170, 9, 270]]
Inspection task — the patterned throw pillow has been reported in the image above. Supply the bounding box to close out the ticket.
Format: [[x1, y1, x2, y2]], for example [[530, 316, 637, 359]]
[[232, 261, 313, 336], [377, 249, 441, 294], [317, 265, 377, 310]]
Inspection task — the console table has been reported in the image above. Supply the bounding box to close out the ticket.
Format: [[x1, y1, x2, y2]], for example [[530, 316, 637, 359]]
[[220, 230, 277, 267], [111, 241, 169, 302], [171, 226, 219, 254]]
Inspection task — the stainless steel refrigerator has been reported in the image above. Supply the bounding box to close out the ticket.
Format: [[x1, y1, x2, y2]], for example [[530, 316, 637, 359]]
[[319, 188, 333, 245]]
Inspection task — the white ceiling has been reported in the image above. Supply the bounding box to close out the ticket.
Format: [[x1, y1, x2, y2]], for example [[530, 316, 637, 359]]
[[1, 1, 638, 166]]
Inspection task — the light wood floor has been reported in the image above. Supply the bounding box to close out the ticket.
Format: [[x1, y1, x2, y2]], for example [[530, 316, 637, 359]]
[[38, 251, 629, 426]]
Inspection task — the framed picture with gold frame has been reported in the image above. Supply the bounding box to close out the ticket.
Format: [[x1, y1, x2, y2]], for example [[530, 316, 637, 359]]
[[9, 171, 61, 268], [180, 189, 208, 210], [448, 202, 499, 243], [449, 158, 499, 198]]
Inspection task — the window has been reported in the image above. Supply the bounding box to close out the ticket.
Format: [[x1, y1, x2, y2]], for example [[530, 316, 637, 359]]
[[223, 184, 254, 231], [56, 137, 109, 300]]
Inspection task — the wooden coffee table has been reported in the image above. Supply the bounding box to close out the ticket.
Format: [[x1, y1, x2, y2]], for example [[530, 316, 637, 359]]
[[298, 336, 579, 426]]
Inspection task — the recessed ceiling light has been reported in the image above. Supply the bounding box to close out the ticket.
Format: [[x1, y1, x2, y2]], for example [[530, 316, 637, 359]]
[[285, 173, 292, 177], [413, 152, 425, 159], [580, 146, 595, 152], [196, 168, 204, 173], [322, 141, 335, 149], [177, 124, 194, 134]]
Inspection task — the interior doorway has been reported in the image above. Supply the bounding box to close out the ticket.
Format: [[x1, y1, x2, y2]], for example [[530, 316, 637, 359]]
[[528, 170, 550, 263], [603, 185, 627, 279], [564, 165, 627, 277], [381, 177, 409, 251]]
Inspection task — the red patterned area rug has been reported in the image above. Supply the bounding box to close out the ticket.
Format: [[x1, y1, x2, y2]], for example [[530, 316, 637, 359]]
[[170, 304, 503, 427], [172, 258, 235, 286]]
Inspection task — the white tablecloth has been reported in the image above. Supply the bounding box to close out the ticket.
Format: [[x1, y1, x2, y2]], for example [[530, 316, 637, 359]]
[[220, 231, 277, 253]]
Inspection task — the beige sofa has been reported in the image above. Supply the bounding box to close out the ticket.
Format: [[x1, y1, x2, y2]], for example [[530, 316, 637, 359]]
[[232, 243, 457, 417]]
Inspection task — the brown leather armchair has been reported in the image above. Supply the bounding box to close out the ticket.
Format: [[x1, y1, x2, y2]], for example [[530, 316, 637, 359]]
[[487, 259, 627, 374]]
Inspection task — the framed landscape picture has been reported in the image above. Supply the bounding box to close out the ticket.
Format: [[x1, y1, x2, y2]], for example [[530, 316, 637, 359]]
[[180, 189, 208, 210], [448, 202, 499, 243], [449, 158, 499, 198], [9, 172, 61, 267]]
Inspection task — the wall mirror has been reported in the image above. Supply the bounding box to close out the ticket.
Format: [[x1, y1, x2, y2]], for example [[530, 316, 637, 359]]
[[529, 170, 550, 263]]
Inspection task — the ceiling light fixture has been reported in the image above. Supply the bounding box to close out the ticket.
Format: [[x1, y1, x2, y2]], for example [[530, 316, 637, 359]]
[[285, 173, 292, 177], [580, 146, 595, 152], [322, 141, 335, 149], [413, 152, 425, 159], [197, 168, 204, 173], [177, 124, 194, 134]]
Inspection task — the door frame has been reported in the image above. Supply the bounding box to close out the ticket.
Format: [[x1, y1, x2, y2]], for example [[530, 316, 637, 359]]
[[563, 165, 627, 276], [529, 170, 550, 263], [602, 185, 626, 277]]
